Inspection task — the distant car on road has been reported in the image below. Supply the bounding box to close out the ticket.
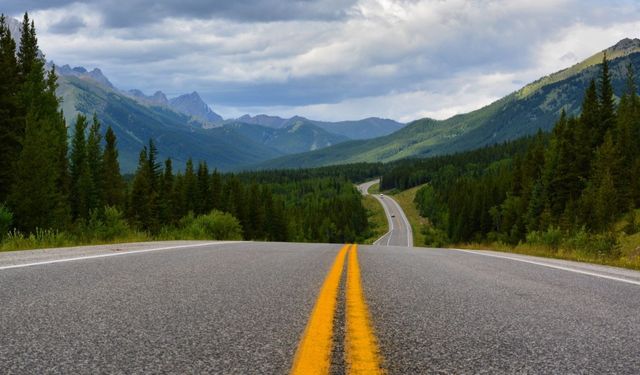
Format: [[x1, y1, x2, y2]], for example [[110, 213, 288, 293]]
[[380, 193, 384, 197], [391, 214, 395, 218]]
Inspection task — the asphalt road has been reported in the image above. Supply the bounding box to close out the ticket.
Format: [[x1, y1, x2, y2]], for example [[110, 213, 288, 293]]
[[358, 180, 413, 247], [1, 242, 640, 372]]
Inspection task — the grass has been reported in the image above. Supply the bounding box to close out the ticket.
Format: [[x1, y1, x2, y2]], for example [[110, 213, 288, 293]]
[[455, 241, 640, 271], [0, 229, 150, 252], [368, 182, 380, 194], [388, 184, 429, 247], [361, 195, 388, 244]]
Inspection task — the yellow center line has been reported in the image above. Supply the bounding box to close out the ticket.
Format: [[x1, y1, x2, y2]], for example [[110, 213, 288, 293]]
[[290, 244, 349, 375], [345, 244, 384, 374]]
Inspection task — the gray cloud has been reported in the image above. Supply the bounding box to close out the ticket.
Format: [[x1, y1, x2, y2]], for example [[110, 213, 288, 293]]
[[5, 0, 358, 26], [4, 0, 640, 122], [47, 14, 86, 34]]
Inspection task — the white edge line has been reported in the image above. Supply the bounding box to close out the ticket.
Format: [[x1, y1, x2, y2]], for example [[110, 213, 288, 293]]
[[449, 248, 640, 286], [0, 242, 241, 271]]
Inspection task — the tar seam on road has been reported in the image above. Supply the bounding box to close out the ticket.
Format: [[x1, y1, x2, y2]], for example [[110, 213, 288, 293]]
[[290, 244, 349, 375], [290, 244, 384, 375], [450, 248, 640, 286], [345, 245, 384, 374], [0, 242, 239, 271]]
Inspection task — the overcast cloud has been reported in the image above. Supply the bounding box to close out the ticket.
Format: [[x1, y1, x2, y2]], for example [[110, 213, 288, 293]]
[[4, 0, 640, 122]]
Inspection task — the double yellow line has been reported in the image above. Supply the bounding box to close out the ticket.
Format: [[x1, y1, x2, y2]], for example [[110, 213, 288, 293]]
[[290, 244, 384, 375]]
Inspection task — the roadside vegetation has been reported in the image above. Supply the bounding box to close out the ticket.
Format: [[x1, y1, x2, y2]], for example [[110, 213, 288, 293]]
[[380, 56, 640, 270], [389, 186, 429, 247], [361, 189, 388, 244]]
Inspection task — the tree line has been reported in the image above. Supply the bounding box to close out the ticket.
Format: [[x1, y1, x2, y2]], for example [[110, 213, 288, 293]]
[[0, 14, 370, 245], [403, 55, 640, 255]]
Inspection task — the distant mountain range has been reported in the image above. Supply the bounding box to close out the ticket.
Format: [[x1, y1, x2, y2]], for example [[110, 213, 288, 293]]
[[5, 16, 405, 172], [56, 70, 396, 172], [235, 115, 404, 140], [259, 38, 640, 169]]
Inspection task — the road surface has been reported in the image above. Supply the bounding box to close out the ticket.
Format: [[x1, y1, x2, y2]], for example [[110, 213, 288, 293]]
[[358, 179, 413, 247], [1, 239, 640, 372]]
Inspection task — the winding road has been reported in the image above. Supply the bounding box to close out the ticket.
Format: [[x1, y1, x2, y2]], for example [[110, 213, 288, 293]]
[[358, 179, 413, 247], [1, 184, 640, 373]]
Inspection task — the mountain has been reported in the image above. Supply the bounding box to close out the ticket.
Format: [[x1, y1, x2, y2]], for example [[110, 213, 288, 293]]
[[54, 66, 351, 171], [56, 65, 114, 88], [56, 75, 283, 172], [221, 121, 349, 154], [169, 91, 223, 125], [235, 115, 404, 139], [127, 89, 169, 107], [260, 39, 640, 169]]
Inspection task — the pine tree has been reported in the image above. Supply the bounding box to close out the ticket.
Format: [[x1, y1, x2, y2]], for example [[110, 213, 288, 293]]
[[196, 161, 212, 214], [17, 13, 38, 83], [86, 114, 104, 213], [9, 18, 70, 231], [159, 158, 175, 224], [247, 182, 265, 239], [581, 79, 601, 149], [211, 169, 222, 211], [147, 139, 161, 191], [69, 114, 92, 220], [182, 159, 198, 215], [598, 53, 616, 141], [129, 148, 152, 230], [102, 126, 124, 208], [611, 65, 638, 208], [580, 134, 620, 231], [0, 14, 20, 202]]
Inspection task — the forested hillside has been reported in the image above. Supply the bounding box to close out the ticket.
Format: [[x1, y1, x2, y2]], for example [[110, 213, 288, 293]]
[[382, 56, 640, 263]]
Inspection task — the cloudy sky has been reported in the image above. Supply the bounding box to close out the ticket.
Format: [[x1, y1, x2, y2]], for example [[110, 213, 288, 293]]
[[4, 0, 640, 122]]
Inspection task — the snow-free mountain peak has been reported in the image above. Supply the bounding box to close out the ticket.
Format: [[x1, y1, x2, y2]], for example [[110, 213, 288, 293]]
[[169, 91, 223, 124]]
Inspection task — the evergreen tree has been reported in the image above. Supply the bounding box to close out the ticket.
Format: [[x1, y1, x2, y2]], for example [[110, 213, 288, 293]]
[[17, 13, 38, 83], [581, 79, 601, 149], [147, 139, 161, 191], [159, 158, 175, 224], [0, 14, 20, 202], [102, 126, 124, 208], [580, 134, 619, 231], [196, 161, 212, 214], [69, 114, 92, 220], [9, 18, 70, 231], [86, 114, 104, 213], [598, 53, 616, 141], [182, 159, 198, 214], [129, 148, 152, 230], [211, 169, 222, 211]]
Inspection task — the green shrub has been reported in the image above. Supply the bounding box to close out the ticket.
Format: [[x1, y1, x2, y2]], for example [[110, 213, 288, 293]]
[[183, 210, 243, 240], [526, 226, 562, 251], [96, 206, 130, 241], [421, 225, 450, 248], [563, 228, 620, 258], [0, 204, 13, 240], [587, 231, 620, 258]]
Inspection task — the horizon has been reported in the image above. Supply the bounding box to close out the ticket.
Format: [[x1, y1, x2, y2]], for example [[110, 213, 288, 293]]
[[3, 0, 640, 122]]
